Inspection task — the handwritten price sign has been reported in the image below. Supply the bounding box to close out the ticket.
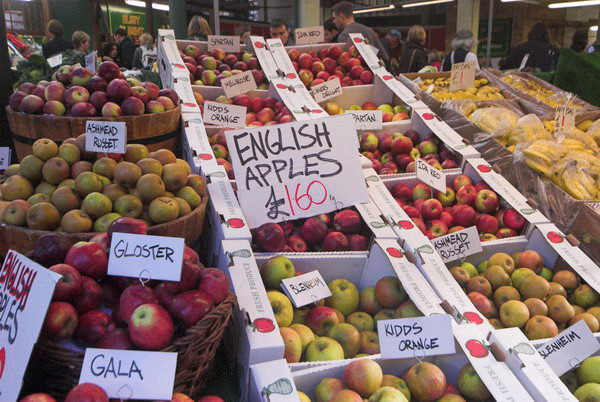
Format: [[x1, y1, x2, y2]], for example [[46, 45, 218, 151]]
[[554, 105, 576, 134], [225, 114, 369, 228], [449, 61, 476, 92]]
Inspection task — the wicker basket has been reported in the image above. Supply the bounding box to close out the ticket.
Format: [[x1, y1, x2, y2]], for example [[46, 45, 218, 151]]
[[23, 293, 237, 400], [0, 191, 209, 256], [6, 105, 182, 161]]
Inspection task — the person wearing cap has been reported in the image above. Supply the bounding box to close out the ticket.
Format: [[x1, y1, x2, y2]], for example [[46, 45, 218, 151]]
[[381, 29, 402, 73], [442, 29, 480, 71]]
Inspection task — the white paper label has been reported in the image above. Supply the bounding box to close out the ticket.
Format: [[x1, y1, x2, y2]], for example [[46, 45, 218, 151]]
[[374, 70, 418, 104], [225, 114, 369, 228], [348, 33, 384, 72], [208, 35, 240, 53], [85, 50, 97, 73], [203, 101, 247, 128], [79, 348, 177, 400], [538, 320, 600, 376], [85, 121, 127, 154], [432, 226, 483, 263], [312, 78, 342, 103], [0, 251, 61, 401], [266, 38, 296, 76], [450, 61, 476, 91], [108, 233, 184, 281], [250, 36, 280, 81], [281, 270, 332, 308], [554, 105, 576, 134], [0, 147, 11, 170], [416, 158, 446, 193], [47, 53, 63, 67], [519, 53, 530, 71], [221, 70, 257, 99], [345, 110, 383, 130], [378, 315, 455, 359], [295, 26, 324, 45]]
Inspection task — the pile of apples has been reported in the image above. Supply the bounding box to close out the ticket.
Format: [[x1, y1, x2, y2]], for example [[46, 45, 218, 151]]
[[391, 174, 526, 240], [450, 249, 600, 340], [9, 62, 179, 117], [35, 219, 230, 352], [287, 45, 373, 89], [181, 45, 267, 88], [297, 359, 491, 401], [323, 101, 409, 122], [361, 129, 459, 175], [0, 138, 205, 232], [561, 356, 600, 398], [197, 93, 294, 127], [262, 256, 422, 363], [251, 209, 370, 253]]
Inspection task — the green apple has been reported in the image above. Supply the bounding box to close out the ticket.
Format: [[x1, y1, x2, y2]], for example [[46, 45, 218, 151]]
[[344, 359, 383, 398], [347, 311, 375, 332], [267, 290, 293, 327], [374, 308, 396, 324], [395, 300, 423, 318], [381, 374, 411, 400], [540, 267, 553, 282], [359, 330, 380, 354], [360, 286, 383, 315], [577, 356, 600, 384], [315, 377, 345, 402], [460, 262, 478, 278], [326, 279, 359, 317], [458, 363, 491, 400], [393, 105, 408, 114], [292, 306, 310, 325], [368, 386, 408, 402], [377, 104, 393, 113], [305, 336, 345, 361], [327, 323, 360, 358], [290, 323, 315, 354], [574, 383, 600, 402], [511, 268, 536, 291], [348, 104, 362, 110], [298, 391, 311, 402], [280, 327, 302, 363], [260, 256, 295, 289], [477, 260, 489, 274]]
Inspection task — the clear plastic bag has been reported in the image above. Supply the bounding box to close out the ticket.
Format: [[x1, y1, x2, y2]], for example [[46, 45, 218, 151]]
[[505, 114, 550, 146], [468, 107, 521, 140]]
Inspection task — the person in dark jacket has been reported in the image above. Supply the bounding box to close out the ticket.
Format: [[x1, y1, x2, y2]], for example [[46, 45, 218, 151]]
[[501, 23, 559, 72], [398, 25, 428, 73], [324, 18, 339, 43], [42, 20, 72, 58], [114, 28, 137, 69], [442, 29, 480, 71], [570, 29, 588, 53]]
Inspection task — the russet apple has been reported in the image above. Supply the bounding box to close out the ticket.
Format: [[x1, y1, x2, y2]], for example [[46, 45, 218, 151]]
[[327, 323, 360, 358]]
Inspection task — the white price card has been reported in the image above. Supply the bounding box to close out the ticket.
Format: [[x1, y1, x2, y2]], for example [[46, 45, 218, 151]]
[[108, 233, 185, 281], [344, 110, 383, 130], [0, 147, 11, 170], [312, 78, 342, 103], [554, 105, 576, 134], [0, 251, 61, 401], [378, 315, 455, 359], [281, 270, 332, 308], [79, 348, 177, 401], [85, 121, 127, 154], [221, 70, 257, 99], [295, 26, 325, 45], [207, 35, 240, 53], [432, 226, 483, 263], [538, 320, 600, 376], [47, 53, 63, 68], [416, 158, 446, 193], [85, 50, 97, 73], [203, 101, 247, 128], [449, 61, 476, 92], [225, 114, 369, 228]]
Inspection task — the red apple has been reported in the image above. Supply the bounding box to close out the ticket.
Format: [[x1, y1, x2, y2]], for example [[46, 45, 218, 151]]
[[96, 327, 134, 350], [65, 241, 108, 280], [141, 81, 160, 100], [403, 205, 421, 219], [74, 276, 103, 313], [452, 205, 477, 227], [306, 306, 339, 336], [474, 189, 499, 213], [391, 135, 413, 155], [391, 183, 412, 202], [128, 303, 174, 350], [287, 234, 308, 252], [119, 284, 159, 324], [197, 268, 230, 304], [421, 199, 443, 220], [453, 174, 473, 191], [169, 290, 214, 328], [503, 208, 526, 231], [322, 231, 349, 251], [456, 185, 477, 206], [333, 209, 362, 234], [254, 222, 286, 252], [42, 301, 78, 341], [108, 217, 148, 246], [475, 214, 499, 234], [49, 263, 82, 301], [412, 183, 432, 201], [429, 220, 449, 237], [348, 234, 368, 251], [75, 309, 116, 346], [98, 60, 120, 81], [65, 383, 109, 402], [301, 217, 328, 245]]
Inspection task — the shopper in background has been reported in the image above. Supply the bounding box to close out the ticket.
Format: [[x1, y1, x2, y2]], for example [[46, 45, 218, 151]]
[[269, 19, 295, 46], [187, 15, 212, 41], [101, 42, 119, 63], [429, 49, 445, 71], [42, 19, 72, 58], [324, 18, 339, 43], [442, 29, 480, 71], [381, 29, 402, 73], [132, 33, 157, 70], [114, 28, 137, 69], [63, 30, 90, 66], [501, 23, 558, 72], [398, 25, 428, 73], [570, 29, 589, 53], [331, 1, 389, 66], [238, 25, 251, 44]]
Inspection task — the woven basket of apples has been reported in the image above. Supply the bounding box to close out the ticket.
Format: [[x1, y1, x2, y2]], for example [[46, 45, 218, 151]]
[[7, 61, 181, 161], [0, 139, 208, 255], [21, 227, 236, 400]]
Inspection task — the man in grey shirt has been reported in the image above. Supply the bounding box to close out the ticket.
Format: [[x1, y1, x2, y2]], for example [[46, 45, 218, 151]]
[[332, 1, 390, 67]]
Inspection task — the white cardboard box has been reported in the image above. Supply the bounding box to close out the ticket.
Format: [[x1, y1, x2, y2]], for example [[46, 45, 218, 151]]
[[157, 29, 187, 88]]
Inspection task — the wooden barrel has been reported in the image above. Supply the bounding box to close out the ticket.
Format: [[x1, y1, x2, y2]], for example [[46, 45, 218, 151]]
[[6, 105, 182, 161]]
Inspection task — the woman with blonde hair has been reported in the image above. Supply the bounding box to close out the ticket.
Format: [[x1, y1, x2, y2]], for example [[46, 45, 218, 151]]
[[398, 25, 428, 73], [72, 31, 90, 54], [133, 32, 157, 70], [188, 16, 212, 41]]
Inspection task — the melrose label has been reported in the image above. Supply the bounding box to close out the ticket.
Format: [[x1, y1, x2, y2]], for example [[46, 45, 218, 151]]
[[221, 70, 257, 99], [207, 35, 240, 53], [432, 226, 482, 263], [378, 315, 455, 359], [79, 348, 177, 400], [281, 270, 332, 308], [203, 101, 247, 128], [416, 158, 446, 193], [85, 121, 126, 154], [108, 233, 184, 281]]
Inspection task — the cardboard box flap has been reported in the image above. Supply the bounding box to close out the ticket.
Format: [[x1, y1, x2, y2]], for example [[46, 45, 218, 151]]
[[250, 359, 299, 402], [249, 36, 281, 81], [266, 38, 296, 77], [373, 69, 419, 105], [490, 328, 576, 401], [348, 33, 386, 74], [453, 323, 534, 402], [354, 199, 397, 239], [181, 113, 215, 162], [207, 180, 252, 239], [172, 73, 200, 113]]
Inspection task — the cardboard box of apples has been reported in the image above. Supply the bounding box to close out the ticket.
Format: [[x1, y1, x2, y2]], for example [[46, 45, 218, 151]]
[[22, 219, 235, 399]]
